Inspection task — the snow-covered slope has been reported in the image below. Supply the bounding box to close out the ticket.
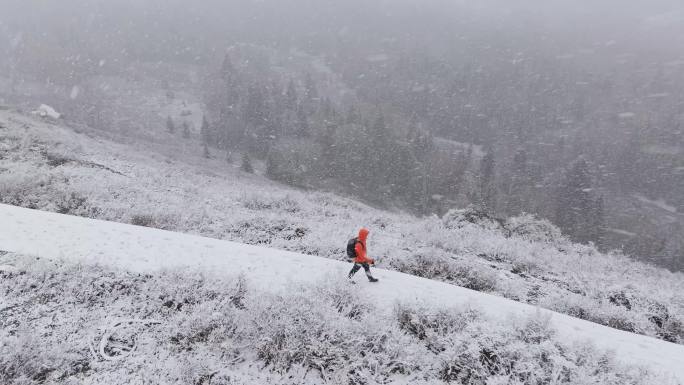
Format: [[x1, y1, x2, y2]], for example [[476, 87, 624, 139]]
[[1, 203, 683, 383]]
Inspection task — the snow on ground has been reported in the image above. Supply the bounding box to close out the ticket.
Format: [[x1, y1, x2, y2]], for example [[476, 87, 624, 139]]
[[607, 228, 638, 237], [634, 194, 679, 214], [1, 203, 683, 383], [433, 137, 486, 158], [31, 104, 62, 120], [641, 144, 682, 156]]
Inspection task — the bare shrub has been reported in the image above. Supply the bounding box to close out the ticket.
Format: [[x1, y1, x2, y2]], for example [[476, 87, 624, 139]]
[[131, 214, 157, 227], [505, 214, 565, 245], [443, 206, 506, 232], [45, 151, 73, 167], [392, 254, 498, 292]]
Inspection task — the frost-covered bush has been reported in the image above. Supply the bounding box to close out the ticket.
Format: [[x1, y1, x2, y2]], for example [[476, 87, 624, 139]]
[[395, 304, 658, 385], [443, 206, 506, 232], [505, 213, 565, 245], [226, 218, 309, 246], [0, 254, 667, 385], [0, 172, 98, 217], [391, 253, 499, 292], [0, 173, 53, 208], [45, 150, 74, 167], [540, 291, 662, 337], [130, 213, 157, 227], [242, 194, 301, 213], [538, 289, 684, 344], [54, 191, 96, 217], [0, 330, 89, 385]]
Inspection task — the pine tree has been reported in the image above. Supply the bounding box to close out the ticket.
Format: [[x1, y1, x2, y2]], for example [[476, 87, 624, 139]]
[[316, 121, 337, 178], [218, 107, 232, 150], [295, 103, 309, 138], [285, 79, 298, 111], [387, 145, 415, 199], [556, 157, 595, 244], [244, 85, 267, 128], [479, 150, 497, 213], [406, 124, 435, 214], [265, 150, 280, 180], [203, 142, 210, 159], [341, 120, 372, 191], [166, 116, 175, 133], [243, 84, 271, 154], [592, 195, 606, 248], [434, 152, 467, 207], [369, 114, 392, 190], [346, 105, 360, 125], [182, 121, 191, 139], [241, 153, 254, 173], [304, 73, 318, 101], [320, 97, 334, 119], [507, 148, 531, 215], [408, 123, 433, 162], [615, 130, 642, 193], [200, 116, 210, 144], [221, 53, 235, 81]]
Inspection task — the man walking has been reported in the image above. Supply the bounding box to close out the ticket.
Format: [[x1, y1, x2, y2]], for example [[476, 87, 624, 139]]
[[347, 227, 379, 282]]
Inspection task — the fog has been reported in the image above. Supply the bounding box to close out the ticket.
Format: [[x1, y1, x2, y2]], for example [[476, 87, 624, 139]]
[[1, 0, 683, 270]]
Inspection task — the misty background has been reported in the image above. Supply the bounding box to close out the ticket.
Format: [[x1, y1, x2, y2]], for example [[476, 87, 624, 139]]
[[1, 0, 683, 270]]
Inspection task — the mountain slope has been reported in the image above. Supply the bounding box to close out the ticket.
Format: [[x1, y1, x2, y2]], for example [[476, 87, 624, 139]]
[[1, 108, 683, 346], [1, 203, 683, 383]]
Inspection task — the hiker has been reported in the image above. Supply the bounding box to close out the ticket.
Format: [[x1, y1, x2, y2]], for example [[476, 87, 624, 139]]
[[347, 227, 379, 282]]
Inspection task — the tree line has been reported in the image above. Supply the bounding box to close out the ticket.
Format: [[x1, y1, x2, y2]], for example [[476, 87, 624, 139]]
[[191, 53, 607, 247]]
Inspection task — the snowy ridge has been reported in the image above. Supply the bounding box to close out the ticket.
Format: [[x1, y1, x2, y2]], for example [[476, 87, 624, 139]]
[[1, 203, 683, 382]]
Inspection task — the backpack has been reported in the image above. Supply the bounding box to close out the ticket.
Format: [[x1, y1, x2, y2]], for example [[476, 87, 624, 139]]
[[346, 237, 364, 259]]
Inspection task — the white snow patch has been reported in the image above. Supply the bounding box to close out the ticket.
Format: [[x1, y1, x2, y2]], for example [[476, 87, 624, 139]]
[[665, 60, 684, 67], [618, 112, 636, 119], [433, 137, 485, 157], [10, 32, 23, 49], [642, 11, 684, 28], [70, 86, 80, 100], [31, 104, 62, 120], [634, 194, 678, 213], [366, 53, 389, 62], [642, 144, 681, 156], [608, 228, 637, 237], [0, 264, 19, 273]]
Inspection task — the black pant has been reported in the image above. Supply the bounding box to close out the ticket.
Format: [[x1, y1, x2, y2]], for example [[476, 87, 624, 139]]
[[348, 262, 374, 280]]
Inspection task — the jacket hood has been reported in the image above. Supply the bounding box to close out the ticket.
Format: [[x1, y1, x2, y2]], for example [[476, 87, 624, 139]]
[[358, 228, 369, 242]]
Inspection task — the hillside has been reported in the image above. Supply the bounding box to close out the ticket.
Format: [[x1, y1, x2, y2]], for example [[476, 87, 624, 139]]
[[2, 108, 683, 342], [1, 109, 684, 381], [1, 203, 683, 384]]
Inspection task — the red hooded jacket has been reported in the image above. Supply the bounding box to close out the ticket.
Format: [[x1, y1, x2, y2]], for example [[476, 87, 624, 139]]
[[353, 228, 374, 264]]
